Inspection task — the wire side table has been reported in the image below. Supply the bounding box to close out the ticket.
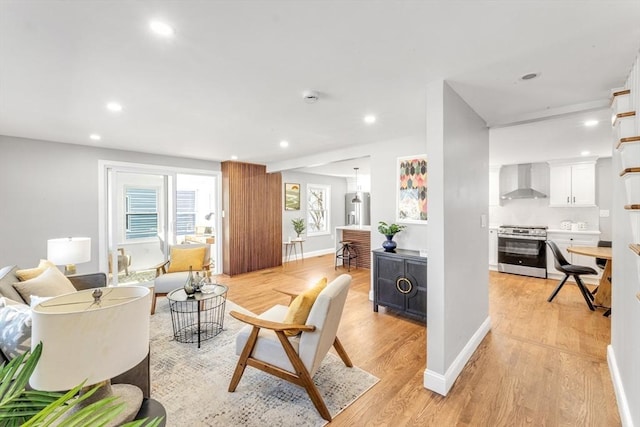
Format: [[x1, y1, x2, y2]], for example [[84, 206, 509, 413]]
[[167, 285, 228, 348]]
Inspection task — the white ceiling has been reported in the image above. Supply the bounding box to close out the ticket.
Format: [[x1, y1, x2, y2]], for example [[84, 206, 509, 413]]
[[1, 1, 639, 171]]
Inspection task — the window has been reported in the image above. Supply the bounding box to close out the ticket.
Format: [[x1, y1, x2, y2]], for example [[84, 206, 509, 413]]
[[176, 190, 196, 236], [307, 184, 330, 235], [125, 188, 158, 240]]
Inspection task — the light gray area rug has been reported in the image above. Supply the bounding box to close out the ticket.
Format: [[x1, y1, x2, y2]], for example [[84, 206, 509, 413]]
[[149, 298, 379, 426]]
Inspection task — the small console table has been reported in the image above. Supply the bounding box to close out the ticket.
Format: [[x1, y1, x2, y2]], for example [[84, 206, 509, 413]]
[[167, 285, 228, 348], [373, 249, 427, 322], [283, 239, 304, 262]]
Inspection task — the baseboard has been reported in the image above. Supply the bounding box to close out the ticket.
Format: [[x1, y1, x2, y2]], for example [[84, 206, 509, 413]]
[[608, 345, 634, 427], [282, 247, 334, 263], [423, 316, 492, 396], [546, 271, 600, 285]]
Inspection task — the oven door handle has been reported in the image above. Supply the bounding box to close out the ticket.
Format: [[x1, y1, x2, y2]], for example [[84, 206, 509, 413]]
[[498, 235, 546, 241]]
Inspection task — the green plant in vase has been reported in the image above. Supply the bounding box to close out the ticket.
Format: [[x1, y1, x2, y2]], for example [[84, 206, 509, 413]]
[[291, 218, 306, 238], [377, 221, 406, 252]]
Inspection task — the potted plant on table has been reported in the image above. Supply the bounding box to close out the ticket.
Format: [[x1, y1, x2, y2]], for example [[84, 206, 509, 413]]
[[377, 221, 406, 252], [291, 218, 306, 239]]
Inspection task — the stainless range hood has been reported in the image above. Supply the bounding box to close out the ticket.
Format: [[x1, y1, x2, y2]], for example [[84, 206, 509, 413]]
[[500, 164, 547, 200]]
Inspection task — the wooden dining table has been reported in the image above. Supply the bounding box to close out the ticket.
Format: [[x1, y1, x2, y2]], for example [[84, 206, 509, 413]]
[[566, 246, 612, 309]]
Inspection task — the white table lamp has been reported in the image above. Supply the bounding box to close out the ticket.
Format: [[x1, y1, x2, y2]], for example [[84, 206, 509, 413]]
[[30, 286, 151, 425], [47, 237, 91, 275]]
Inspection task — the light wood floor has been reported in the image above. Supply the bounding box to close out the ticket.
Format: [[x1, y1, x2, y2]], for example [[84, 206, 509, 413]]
[[221, 254, 619, 426]]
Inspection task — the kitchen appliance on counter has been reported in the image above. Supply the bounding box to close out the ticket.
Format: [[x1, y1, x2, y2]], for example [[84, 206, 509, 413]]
[[345, 192, 370, 226], [497, 225, 548, 278]]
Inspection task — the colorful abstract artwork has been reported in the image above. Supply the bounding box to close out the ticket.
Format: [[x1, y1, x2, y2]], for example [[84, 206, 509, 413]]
[[284, 183, 300, 210], [397, 156, 427, 223]]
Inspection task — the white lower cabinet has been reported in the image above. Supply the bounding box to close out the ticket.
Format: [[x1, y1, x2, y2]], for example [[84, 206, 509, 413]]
[[489, 228, 498, 268], [546, 232, 601, 281]]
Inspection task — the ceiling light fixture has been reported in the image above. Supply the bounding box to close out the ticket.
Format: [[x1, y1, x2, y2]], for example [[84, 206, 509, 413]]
[[584, 120, 599, 127], [230, 155, 238, 160], [149, 20, 175, 37], [280, 140, 289, 148], [352, 168, 362, 204], [364, 115, 376, 124], [581, 150, 591, 156], [89, 134, 101, 141], [520, 72, 540, 81], [302, 90, 319, 104], [106, 102, 123, 112]]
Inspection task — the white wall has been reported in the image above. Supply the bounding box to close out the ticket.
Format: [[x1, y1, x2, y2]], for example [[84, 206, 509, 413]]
[[425, 80, 490, 395], [280, 171, 347, 256], [609, 56, 640, 427], [0, 135, 220, 273], [369, 137, 428, 252]]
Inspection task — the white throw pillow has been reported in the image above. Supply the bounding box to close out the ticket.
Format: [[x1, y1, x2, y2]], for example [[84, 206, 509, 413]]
[[12, 267, 76, 305], [0, 297, 32, 360]]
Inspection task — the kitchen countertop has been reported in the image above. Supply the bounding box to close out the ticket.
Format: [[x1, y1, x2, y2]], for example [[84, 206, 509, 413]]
[[547, 229, 601, 235], [335, 225, 371, 231]]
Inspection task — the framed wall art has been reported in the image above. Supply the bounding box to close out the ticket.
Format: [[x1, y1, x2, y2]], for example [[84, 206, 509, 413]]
[[397, 155, 427, 223], [284, 183, 301, 210]]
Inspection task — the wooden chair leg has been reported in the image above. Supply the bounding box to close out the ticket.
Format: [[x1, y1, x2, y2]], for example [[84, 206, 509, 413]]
[[275, 331, 332, 421], [150, 293, 157, 315], [333, 337, 353, 367], [229, 326, 260, 392]]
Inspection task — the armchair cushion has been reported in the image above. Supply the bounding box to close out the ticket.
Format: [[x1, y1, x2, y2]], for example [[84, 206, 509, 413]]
[[12, 267, 76, 305], [235, 304, 301, 373], [15, 259, 57, 281], [283, 277, 327, 336], [154, 271, 190, 294], [167, 246, 206, 273]]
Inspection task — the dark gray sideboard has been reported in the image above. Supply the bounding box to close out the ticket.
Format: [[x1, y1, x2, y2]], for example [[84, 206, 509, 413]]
[[372, 248, 427, 322]]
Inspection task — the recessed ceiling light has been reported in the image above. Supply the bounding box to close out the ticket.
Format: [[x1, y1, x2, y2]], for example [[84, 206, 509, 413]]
[[89, 134, 101, 141], [231, 155, 238, 160], [581, 150, 591, 156], [584, 120, 599, 127], [106, 102, 123, 112], [280, 140, 289, 148], [520, 72, 540, 81], [364, 115, 376, 124], [149, 20, 175, 37]]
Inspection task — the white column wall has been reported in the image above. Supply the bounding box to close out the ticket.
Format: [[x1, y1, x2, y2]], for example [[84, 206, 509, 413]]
[[424, 80, 491, 395]]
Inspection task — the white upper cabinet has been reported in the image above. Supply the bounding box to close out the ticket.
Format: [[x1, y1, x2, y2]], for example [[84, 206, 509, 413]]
[[548, 159, 596, 207]]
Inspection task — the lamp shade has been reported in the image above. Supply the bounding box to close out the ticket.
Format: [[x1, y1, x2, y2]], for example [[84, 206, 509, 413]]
[[47, 237, 91, 265], [30, 286, 150, 391]]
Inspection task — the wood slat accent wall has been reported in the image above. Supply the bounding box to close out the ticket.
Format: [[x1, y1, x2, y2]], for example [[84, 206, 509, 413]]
[[342, 229, 371, 269], [221, 161, 282, 276]]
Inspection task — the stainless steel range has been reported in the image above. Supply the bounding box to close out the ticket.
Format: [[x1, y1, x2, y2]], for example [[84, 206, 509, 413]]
[[497, 225, 548, 279]]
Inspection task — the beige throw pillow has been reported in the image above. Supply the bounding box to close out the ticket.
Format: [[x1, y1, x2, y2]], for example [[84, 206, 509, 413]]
[[15, 259, 57, 281], [13, 267, 76, 305]]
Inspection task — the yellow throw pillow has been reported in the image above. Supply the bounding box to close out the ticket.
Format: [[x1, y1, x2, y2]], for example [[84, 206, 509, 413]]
[[12, 267, 76, 305], [283, 277, 328, 336], [167, 247, 206, 273], [15, 259, 57, 281]]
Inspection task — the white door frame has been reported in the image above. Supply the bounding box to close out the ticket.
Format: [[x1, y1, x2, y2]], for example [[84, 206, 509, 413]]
[[98, 160, 222, 278]]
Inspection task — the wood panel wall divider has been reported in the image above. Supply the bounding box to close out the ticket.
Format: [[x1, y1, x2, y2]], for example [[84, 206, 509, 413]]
[[221, 161, 282, 276]]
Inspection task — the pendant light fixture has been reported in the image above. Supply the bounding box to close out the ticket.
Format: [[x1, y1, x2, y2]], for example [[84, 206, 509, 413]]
[[352, 167, 362, 204]]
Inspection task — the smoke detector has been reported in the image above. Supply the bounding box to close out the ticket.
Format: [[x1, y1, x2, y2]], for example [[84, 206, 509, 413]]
[[303, 90, 320, 103]]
